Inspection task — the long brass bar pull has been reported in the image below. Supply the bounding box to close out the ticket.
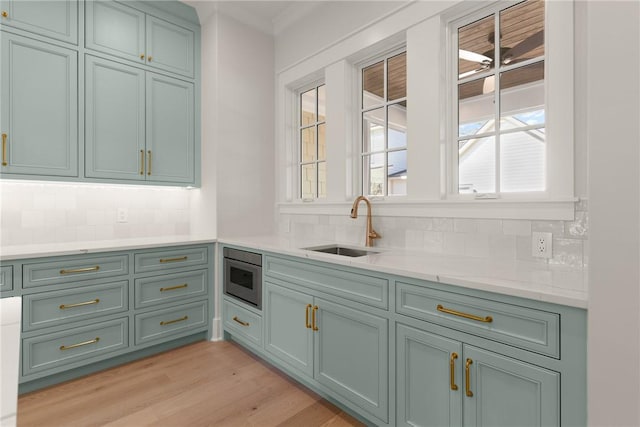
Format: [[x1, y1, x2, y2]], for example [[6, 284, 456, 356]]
[[437, 304, 493, 323], [2, 133, 7, 166], [147, 150, 152, 175], [60, 337, 100, 351], [305, 304, 312, 329], [139, 149, 144, 175], [60, 266, 100, 275], [60, 299, 100, 310], [160, 283, 188, 292], [465, 358, 473, 397], [233, 316, 250, 327], [159, 256, 188, 264], [312, 306, 319, 331], [450, 353, 459, 391], [160, 315, 188, 326]]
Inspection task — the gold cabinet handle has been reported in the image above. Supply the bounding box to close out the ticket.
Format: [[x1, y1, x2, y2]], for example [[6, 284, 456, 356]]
[[159, 256, 187, 263], [60, 337, 100, 351], [148, 56, 153, 62], [60, 266, 100, 275], [450, 352, 459, 391], [60, 299, 100, 310], [305, 304, 312, 329], [232, 316, 250, 327], [465, 358, 473, 397], [139, 149, 144, 175], [160, 283, 188, 292], [437, 304, 493, 323], [147, 150, 152, 175], [160, 315, 188, 326], [1, 11, 8, 18], [312, 305, 319, 331], [2, 133, 7, 166], [140, 54, 145, 60]]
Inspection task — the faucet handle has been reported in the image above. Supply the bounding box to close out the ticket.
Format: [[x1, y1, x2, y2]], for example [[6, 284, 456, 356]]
[[369, 229, 381, 239]]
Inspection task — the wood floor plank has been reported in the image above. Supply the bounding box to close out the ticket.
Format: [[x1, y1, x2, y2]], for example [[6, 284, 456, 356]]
[[17, 341, 365, 427]]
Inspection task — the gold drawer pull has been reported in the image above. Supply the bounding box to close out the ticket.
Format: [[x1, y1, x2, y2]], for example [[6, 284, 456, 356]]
[[465, 358, 473, 397], [160, 283, 188, 292], [60, 337, 100, 351], [148, 56, 153, 62], [1, 11, 7, 18], [2, 133, 7, 166], [60, 299, 100, 310], [147, 150, 152, 175], [436, 304, 493, 323], [233, 316, 250, 327], [450, 352, 459, 391], [159, 256, 188, 263], [160, 315, 188, 326], [60, 266, 100, 275], [305, 304, 312, 329], [140, 54, 145, 60], [312, 305, 319, 331], [139, 149, 144, 175]]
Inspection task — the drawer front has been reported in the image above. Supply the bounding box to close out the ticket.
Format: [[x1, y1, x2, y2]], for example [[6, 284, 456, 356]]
[[134, 246, 208, 273], [0, 265, 14, 292], [396, 282, 560, 358], [22, 317, 128, 376], [265, 256, 388, 309], [135, 269, 207, 309], [23, 255, 129, 288], [223, 299, 262, 347], [23, 281, 128, 331], [135, 301, 207, 345]]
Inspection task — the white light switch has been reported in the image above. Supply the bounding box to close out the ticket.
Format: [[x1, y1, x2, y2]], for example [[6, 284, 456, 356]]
[[117, 208, 128, 223]]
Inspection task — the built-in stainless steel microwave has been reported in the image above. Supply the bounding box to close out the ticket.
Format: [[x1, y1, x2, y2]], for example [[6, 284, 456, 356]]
[[223, 247, 262, 310]]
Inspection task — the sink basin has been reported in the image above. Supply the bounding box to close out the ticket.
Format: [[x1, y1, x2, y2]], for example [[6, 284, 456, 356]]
[[304, 245, 379, 257]]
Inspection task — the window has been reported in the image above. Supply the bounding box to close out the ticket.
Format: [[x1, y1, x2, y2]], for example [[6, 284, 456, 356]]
[[299, 83, 326, 199], [454, 0, 545, 196], [361, 50, 407, 196]]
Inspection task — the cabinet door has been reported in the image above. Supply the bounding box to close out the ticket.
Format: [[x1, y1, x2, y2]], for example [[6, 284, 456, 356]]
[[314, 298, 389, 423], [146, 15, 194, 77], [85, 0, 145, 65], [463, 346, 559, 427], [85, 56, 145, 180], [0, 0, 78, 44], [264, 282, 314, 378], [0, 33, 78, 177], [146, 73, 194, 183], [397, 324, 462, 427]]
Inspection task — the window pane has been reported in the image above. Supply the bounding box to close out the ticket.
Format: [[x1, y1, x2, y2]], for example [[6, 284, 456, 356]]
[[388, 103, 407, 149], [387, 52, 406, 101], [458, 14, 494, 79], [318, 123, 326, 161], [458, 136, 495, 194], [500, 62, 544, 130], [301, 127, 316, 162], [301, 163, 317, 199], [500, 0, 544, 67], [363, 109, 385, 153], [318, 161, 326, 198], [500, 130, 545, 192], [364, 153, 385, 196], [301, 89, 316, 126], [388, 150, 407, 196], [363, 61, 384, 109], [317, 85, 326, 122], [459, 79, 494, 137]]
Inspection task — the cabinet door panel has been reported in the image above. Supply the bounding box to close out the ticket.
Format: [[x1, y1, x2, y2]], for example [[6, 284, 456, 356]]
[[315, 298, 388, 423], [0, 0, 78, 44], [1, 34, 77, 176], [264, 282, 313, 378], [85, 0, 145, 64], [146, 15, 194, 77], [463, 346, 559, 427], [85, 56, 145, 180], [146, 73, 194, 183], [397, 324, 462, 427]]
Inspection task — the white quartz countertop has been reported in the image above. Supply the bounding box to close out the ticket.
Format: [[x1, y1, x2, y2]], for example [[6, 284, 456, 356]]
[[0, 236, 216, 261], [219, 235, 588, 309]]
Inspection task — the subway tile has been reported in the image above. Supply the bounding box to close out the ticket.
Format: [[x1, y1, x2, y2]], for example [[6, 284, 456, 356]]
[[443, 232, 465, 255], [454, 219, 478, 233], [423, 231, 444, 253], [503, 220, 532, 236], [405, 229, 426, 249], [489, 235, 516, 260], [532, 220, 564, 235], [549, 238, 583, 268], [465, 233, 490, 258], [477, 219, 502, 234], [565, 210, 588, 239], [431, 218, 454, 232], [21, 211, 45, 228]]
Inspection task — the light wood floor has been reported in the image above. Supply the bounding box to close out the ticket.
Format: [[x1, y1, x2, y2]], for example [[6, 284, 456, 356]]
[[17, 341, 364, 427]]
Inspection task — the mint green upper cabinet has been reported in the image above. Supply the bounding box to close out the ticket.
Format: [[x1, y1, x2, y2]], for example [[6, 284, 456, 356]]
[[146, 74, 194, 183], [0, 33, 78, 177], [146, 15, 194, 77], [0, 0, 78, 44], [85, 56, 145, 181], [85, 0, 145, 64]]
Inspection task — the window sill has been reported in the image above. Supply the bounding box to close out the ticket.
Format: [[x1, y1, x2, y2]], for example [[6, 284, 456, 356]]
[[277, 197, 578, 220]]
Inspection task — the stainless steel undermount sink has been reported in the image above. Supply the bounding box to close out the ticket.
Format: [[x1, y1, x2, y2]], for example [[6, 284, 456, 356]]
[[304, 245, 379, 257]]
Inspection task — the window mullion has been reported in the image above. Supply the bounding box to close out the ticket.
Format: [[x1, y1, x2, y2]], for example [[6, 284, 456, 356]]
[[494, 14, 501, 194]]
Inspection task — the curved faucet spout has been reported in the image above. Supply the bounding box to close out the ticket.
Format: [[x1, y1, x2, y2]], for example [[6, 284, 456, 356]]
[[350, 196, 381, 247]]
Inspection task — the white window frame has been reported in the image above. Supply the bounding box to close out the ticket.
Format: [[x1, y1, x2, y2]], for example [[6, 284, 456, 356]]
[[297, 81, 326, 200]]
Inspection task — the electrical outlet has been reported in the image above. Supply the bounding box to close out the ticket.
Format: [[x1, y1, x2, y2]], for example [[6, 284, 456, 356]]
[[532, 232, 552, 259], [117, 208, 128, 223]]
